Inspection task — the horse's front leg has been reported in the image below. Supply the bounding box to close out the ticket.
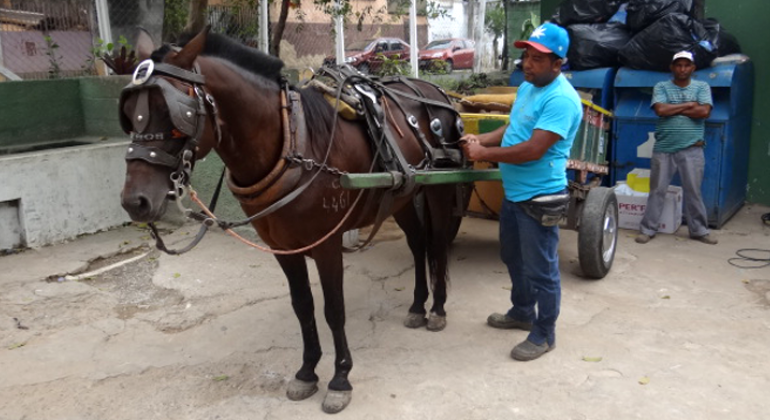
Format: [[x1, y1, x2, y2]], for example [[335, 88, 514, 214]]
[[311, 236, 354, 414], [274, 253, 322, 402]]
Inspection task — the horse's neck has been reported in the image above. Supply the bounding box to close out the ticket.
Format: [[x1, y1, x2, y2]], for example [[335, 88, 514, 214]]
[[202, 59, 284, 187]]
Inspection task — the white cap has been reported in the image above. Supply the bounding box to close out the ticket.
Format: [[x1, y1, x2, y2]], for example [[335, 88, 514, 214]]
[[672, 51, 694, 63]]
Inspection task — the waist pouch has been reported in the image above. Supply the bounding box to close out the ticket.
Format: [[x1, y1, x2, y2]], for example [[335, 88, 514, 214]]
[[519, 192, 570, 227]]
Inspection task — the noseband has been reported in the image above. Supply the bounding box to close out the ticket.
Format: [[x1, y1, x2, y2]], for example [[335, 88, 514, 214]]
[[120, 59, 221, 202]]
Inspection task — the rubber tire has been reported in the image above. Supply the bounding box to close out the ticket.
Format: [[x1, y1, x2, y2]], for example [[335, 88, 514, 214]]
[[358, 63, 370, 75], [578, 187, 618, 279], [447, 183, 472, 243]]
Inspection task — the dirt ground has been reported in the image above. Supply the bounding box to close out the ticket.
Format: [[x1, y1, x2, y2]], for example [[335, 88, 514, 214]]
[[2, 204, 770, 420]]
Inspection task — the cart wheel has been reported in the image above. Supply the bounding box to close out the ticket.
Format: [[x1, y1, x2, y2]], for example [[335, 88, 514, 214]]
[[447, 183, 472, 243], [578, 187, 618, 279]]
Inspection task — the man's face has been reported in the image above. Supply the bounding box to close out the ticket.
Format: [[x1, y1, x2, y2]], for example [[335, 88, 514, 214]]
[[521, 46, 561, 87], [671, 58, 696, 81]]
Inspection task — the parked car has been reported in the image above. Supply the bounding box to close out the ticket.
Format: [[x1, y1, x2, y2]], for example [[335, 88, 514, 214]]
[[418, 38, 475, 73], [323, 38, 410, 74]]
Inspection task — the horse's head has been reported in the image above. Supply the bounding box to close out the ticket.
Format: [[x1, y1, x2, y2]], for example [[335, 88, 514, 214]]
[[120, 28, 218, 222]]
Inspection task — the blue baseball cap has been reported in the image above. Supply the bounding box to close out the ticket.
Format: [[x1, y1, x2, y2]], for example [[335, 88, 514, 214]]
[[514, 22, 569, 59]]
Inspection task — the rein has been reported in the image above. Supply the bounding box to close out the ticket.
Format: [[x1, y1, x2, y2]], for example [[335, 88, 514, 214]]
[[123, 59, 371, 255]]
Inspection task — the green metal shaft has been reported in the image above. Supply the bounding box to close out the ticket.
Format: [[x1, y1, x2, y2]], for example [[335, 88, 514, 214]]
[[340, 169, 502, 190]]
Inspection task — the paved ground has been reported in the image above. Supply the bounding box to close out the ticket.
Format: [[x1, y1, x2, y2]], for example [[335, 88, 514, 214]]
[[2, 204, 770, 420]]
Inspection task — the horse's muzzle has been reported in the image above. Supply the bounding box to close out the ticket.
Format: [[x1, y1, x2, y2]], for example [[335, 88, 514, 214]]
[[121, 189, 167, 222]]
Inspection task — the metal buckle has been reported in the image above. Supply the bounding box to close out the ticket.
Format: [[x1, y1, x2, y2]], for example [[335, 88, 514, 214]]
[[132, 59, 155, 85]]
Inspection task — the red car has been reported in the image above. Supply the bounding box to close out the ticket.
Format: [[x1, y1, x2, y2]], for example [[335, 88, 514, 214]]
[[418, 38, 475, 73], [323, 38, 410, 74]]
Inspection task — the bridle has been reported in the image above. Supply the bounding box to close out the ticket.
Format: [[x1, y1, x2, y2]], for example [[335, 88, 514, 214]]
[[120, 58, 225, 254], [119, 57, 343, 255], [120, 58, 221, 209]]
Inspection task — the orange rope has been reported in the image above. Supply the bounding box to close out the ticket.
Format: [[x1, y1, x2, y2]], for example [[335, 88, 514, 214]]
[[382, 97, 404, 138], [189, 187, 365, 255]]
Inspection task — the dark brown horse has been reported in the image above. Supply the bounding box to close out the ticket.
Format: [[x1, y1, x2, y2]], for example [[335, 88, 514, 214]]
[[120, 28, 464, 413]]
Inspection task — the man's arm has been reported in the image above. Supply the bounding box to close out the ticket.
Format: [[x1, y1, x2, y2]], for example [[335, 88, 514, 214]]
[[461, 129, 560, 164], [680, 103, 712, 119], [459, 124, 507, 147], [653, 102, 696, 117]]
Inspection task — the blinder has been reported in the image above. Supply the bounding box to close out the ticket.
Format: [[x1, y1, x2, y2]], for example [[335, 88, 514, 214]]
[[119, 59, 214, 193], [119, 77, 202, 138]]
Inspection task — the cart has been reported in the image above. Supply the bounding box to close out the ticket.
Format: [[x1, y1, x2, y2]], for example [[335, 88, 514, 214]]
[[341, 99, 618, 279]]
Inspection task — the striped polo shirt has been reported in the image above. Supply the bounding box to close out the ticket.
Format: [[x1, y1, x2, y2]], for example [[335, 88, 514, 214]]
[[651, 79, 713, 153]]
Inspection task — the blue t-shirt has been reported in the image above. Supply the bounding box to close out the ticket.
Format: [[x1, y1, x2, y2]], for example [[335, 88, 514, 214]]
[[500, 74, 583, 202]]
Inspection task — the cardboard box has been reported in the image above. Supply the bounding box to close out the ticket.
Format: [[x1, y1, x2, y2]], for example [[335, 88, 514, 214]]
[[615, 182, 682, 234]]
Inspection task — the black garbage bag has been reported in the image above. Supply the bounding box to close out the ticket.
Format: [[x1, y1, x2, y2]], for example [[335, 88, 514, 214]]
[[626, 0, 693, 32], [619, 13, 718, 71], [701, 18, 741, 56], [552, 0, 623, 25], [566, 23, 631, 70]]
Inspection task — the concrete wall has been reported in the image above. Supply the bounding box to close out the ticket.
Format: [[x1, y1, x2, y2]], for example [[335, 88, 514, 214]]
[[0, 140, 129, 249], [0, 76, 130, 250]]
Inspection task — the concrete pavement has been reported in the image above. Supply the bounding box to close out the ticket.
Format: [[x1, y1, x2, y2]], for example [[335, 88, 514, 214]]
[[1, 204, 769, 420]]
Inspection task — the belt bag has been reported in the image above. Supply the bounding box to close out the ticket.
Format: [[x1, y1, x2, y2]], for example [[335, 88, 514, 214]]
[[520, 193, 570, 227]]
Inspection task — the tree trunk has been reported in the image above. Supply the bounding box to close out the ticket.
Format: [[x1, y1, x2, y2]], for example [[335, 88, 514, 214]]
[[270, 0, 291, 57], [185, 0, 209, 34]]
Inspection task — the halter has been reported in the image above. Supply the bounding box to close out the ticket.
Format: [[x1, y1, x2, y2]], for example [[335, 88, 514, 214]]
[[119, 59, 222, 207]]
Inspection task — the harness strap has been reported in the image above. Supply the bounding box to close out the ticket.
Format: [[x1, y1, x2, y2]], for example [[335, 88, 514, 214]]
[[226, 89, 304, 207], [153, 62, 206, 84], [125, 143, 179, 168]]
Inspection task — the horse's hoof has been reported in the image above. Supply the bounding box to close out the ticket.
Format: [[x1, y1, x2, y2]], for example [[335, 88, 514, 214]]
[[322, 390, 352, 414], [426, 312, 447, 331], [287, 379, 318, 401], [403, 312, 428, 328]]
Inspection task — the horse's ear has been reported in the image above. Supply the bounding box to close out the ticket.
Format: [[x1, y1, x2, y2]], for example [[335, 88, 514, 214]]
[[135, 28, 156, 61], [172, 25, 210, 69]]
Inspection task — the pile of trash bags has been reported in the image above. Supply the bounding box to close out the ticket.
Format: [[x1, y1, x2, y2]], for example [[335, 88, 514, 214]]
[[551, 0, 742, 71]]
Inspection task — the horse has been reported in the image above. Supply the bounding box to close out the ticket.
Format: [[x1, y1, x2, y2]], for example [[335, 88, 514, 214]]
[[119, 28, 466, 414]]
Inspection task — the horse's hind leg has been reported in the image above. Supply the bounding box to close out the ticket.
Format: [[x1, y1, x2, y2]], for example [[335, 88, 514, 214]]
[[423, 186, 455, 331], [274, 254, 322, 401], [393, 203, 430, 328], [311, 237, 354, 414]]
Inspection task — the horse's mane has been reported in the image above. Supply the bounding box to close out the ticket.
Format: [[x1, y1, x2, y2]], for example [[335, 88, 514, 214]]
[[154, 32, 336, 156]]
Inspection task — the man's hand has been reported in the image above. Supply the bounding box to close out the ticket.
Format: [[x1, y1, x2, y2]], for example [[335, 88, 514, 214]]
[[460, 136, 486, 161]]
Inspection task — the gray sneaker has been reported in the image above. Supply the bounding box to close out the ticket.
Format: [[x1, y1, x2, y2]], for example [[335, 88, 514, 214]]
[[692, 234, 718, 245], [510, 339, 553, 361], [487, 313, 532, 331], [635, 233, 653, 244]]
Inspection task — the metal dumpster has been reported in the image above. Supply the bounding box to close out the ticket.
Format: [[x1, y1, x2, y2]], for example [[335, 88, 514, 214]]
[[612, 61, 754, 228]]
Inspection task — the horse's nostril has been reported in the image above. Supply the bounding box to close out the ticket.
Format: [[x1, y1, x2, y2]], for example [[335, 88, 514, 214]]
[[137, 194, 150, 210]]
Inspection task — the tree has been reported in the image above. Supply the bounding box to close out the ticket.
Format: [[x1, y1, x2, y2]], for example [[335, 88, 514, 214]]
[[485, 1, 505, 69]]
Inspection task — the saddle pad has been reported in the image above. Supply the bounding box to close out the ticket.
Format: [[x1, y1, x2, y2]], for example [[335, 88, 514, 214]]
[[323, 93, 359, 120]]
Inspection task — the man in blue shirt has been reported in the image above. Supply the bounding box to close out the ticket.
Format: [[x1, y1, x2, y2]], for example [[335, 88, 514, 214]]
[[636, 51, 716, 245], [461, 22, 582, 361]]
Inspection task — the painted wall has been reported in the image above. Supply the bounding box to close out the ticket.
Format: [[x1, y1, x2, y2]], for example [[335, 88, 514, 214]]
[[704, 0, 768, 205], [539, 0, 768, 205], [0, 76, 130, 249], [0, 141, 129, 249]]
